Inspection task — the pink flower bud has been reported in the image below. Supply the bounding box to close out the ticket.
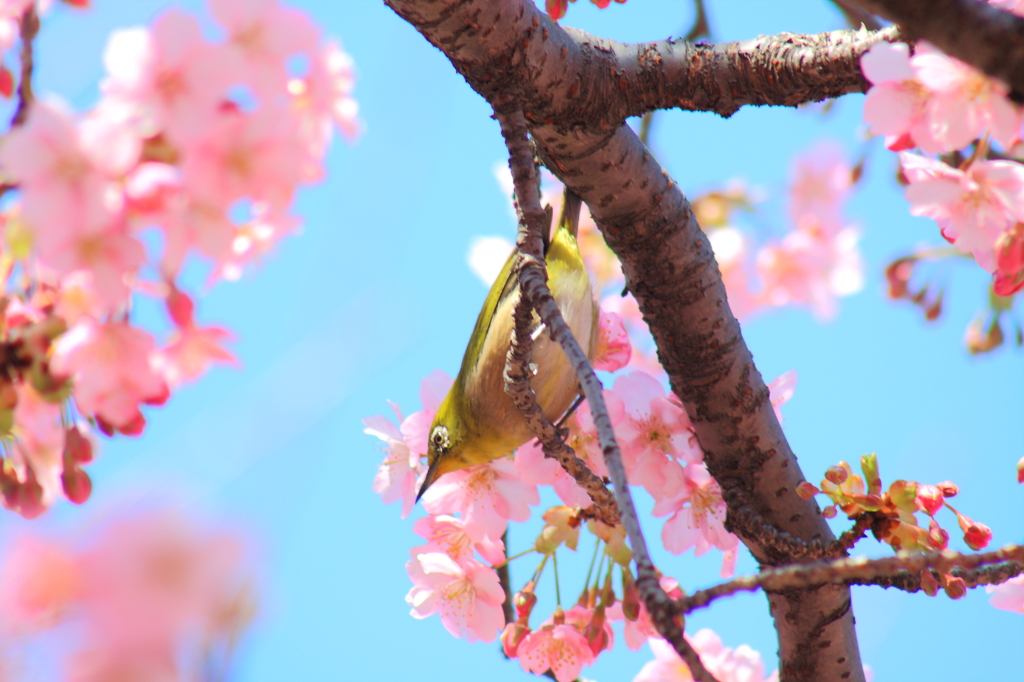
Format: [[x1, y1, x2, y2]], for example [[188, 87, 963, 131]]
[[1017, 456, 1024, 484], [936, 481, 959, 498], [943, 576, 967, 600], [915, 484, 944, 516], [0, 66, 12, 99], [117, 412, 146, 437], [63, 427, 93, 464], [514, 582, 537, 620], [501, 620, 530, 658], [796, 481, 819, 500], [166, 287, 195, 329], [920, 569, 939, 597], [61, 467, 92, 505], [927, 517, 949, 550], [963, 522, 992, 551], [825, 465, 849, 485], [822, 505, 837, 519]]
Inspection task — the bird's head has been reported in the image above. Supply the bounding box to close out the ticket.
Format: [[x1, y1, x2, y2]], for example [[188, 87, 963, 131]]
[[416, 406, 470, 501]]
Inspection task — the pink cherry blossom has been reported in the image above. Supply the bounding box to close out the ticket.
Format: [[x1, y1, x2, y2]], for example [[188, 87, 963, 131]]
[[607, 599, 658, 651], [594, 308, 631, 371], [901, 153, 1024, 271], [767, 370, 797, 425], [411, 514, 506, 566], [913, 43, 1020, 151], [562, 604, 615, 656], [987, 575, 1024, 613], [517, 620, 595, 682], [708, 227, 761, 321], [366, 402, 424, 519], [634, 631, 778, 682], [515, 438, 593, 509], [10, 384, 65, 506], [0, 535, 79, 633], [288, 40, 360, 174], [214, 204, 300, 281], [861, 42, 940, 153], [209, 0, 319, 97], [151, 323, 237, 388], [614, 372, 701, 500], [102, 12, 237, 143], [756, 224, 863, 321], [406, 552, 505, 643], [421, 459, 539, 540], [51, 319, 168, 429], [655, 463, 739, 576], [789, 142, 853, 232]]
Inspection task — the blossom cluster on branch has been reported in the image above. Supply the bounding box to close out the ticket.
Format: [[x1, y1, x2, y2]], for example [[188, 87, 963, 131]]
[[0, 0, 358, 518]]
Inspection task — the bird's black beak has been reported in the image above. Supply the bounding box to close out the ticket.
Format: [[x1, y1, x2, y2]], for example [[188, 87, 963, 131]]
[[416, 457, 443, 503]]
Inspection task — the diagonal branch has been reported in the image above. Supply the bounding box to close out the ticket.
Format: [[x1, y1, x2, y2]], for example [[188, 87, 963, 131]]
[[679, 544, 1024, 613], [496, 105, 719, 682], [847, 0, 1024, 100], [11, 4, 38, 128], [389, 1, 867, 679]]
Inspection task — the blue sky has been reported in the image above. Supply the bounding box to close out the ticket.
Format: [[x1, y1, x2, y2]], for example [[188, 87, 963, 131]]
[[1, 0, 1021, 680]]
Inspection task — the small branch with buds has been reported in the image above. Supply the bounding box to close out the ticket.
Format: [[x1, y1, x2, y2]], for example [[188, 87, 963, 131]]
[[677, 544, 1024, 614], [496, 104, 719, 682]]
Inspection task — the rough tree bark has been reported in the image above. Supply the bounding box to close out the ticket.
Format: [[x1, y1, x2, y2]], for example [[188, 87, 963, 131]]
[[383, 1, 904, 680]]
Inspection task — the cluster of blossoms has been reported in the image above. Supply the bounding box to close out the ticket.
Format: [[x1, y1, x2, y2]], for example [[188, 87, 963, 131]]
[[367, 299, 799, 678], [0, 0, 357, 517], [798, 454, 992, 598], [860, 22, 1024, 300], [0, 509, 253, 681]]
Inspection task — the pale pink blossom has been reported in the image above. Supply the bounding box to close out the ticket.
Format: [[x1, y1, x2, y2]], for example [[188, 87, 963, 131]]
[[421, 459, 539, 540], [151, 324, 237, 388], [124, 162, 182, 218], [990, 0, 1024, 16], [594, 308, 632, 371], [614, 372, 700, 500], [41, 228, 145, 310], [178, 107, 305, 211], [913, 42, 1020, 151], [767, 370, 797, 425], [987, 575, 1024, 613], [562, 604, 615, 656], [209, 0, 319, 97], [517, 620, 595, 682], [789, 142, 853, 232], [756, 225, 863, 321], [634, 631, 778, 682], [515, 438, 593, 509], [0, 535, 79, 633], [366, 402, 423, 519], [213, 204, 300, 281], [406, 552, 505, 643], [102, 12, 236, 143], [607, 599, 657, 651], [861, 42, 940, 152], [55, 271, 108, 325], [901, 153, 1024, 271], [10, 384, 65, 506], [411, 514, 506, 566], [289, 40, 360, 171], [50, 319, 168, 429], [655, 463, 739, 576]]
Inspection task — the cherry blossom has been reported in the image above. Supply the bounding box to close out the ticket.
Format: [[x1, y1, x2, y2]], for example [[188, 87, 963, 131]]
[[421, 459, 539, 540], [987, 575, 1024, 613], [366, 402, 423, 519], [655, 463, 739, 577], [50, 319, 168, 429], [634, 631, 778, 682], [406, 552, 505, 643], [767, 370, 797, 425], [411, 514, 506, 566], [0, 535, 79, 633], [861, 41, 940, 153], [901, 153, 1024, 272], [594, 308, 632, 371], [517, 618, 595, 682]]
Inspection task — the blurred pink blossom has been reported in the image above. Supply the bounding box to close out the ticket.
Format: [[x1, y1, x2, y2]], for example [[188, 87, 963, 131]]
[[987, 575, 1024, 613], [594, 308, 632, 371]]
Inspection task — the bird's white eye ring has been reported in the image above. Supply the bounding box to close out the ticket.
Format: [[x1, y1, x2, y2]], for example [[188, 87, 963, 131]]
[[430, 425, 451, 454]]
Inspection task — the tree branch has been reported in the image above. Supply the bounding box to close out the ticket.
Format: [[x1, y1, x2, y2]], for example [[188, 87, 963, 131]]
[[847, 0, 1024, 100], [389, 1, 867, 679], [858, 560, 1024, 593], [496, 105, 719, 682], [679, 544, 1024, 613], [11, 4, 38, 128]]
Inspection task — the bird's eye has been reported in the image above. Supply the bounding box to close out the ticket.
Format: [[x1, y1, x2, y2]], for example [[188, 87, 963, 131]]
[[430, 425, 451, 454]]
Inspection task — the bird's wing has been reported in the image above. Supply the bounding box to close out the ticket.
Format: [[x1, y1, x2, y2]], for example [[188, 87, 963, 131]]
[[457, 244, 520, 383]]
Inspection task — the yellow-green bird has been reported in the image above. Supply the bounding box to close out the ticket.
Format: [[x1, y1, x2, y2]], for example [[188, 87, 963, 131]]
[[416, 190, 599, 500]]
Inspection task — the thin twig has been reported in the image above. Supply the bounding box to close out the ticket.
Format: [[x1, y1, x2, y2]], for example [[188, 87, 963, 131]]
[[11, 4, 38, 128], [498, 529, 514, 625], [677, 544, 1024, 613], [495, 104, 720, 682]]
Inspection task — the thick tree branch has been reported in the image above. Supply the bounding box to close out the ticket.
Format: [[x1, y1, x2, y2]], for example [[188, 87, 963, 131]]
[[388, 1, 867, 679], [679, 544, 1024, 613], [391, 0, 896, 126], [497, 106, 719, 682], [848, 0, 1024, 100]]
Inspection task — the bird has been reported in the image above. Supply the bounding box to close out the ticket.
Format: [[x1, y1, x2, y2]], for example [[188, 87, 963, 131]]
[[416, 189, 598, 501]]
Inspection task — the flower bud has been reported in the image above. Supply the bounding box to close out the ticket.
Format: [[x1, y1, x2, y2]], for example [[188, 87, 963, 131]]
[[943, 576, 967, 600], [860, 453, 881, 495], [915, 484, 944, 516], [61, 466, 92, 505], [796, 481, 819, 500], [621, 569, 640, 622], [514, 582, 537, 620], [919, 569, 939, 597], [888, 480, 918, 514], [885, 257, 915, 300], [822, 505, 838, 519], [927, 517, 949, 550], [1017, 456, 1024, 485], [825, 465, 848, 485], [936, 481, 959, 498], [63, 427, 93, 464], [501, 620, 530, 658]]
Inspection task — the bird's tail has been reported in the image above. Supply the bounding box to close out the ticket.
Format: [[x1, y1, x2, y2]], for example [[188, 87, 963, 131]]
[[556, 188, 583, 239]]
